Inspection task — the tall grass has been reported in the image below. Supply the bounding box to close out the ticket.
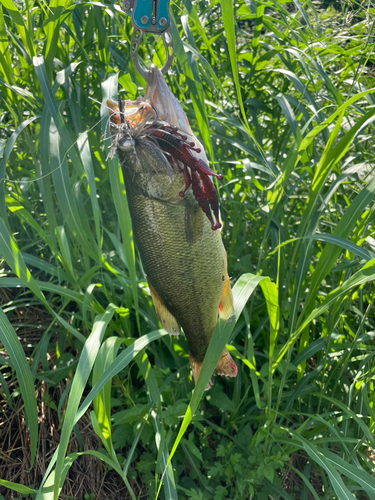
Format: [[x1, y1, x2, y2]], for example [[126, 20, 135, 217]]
[[0, 0, 375, 498]]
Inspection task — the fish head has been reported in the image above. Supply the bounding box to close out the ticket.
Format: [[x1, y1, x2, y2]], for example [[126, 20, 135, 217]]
[[107, 98, 186, 202], [107, 67, 207, 164], [106, 98, 157, 148]]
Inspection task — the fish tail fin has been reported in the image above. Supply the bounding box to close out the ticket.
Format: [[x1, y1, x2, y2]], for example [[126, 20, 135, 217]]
[[189, 348, 237, 390], [215, 347, 238, 378]]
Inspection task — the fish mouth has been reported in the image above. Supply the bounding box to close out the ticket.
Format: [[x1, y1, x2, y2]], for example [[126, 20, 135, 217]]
[[107, 66, 191, 139], [106, 99, 157, 129]]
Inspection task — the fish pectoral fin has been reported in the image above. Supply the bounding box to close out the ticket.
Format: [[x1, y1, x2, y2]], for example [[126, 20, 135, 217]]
[[184, 198, 203, 245], [189, 347, 237, 391], [218, 274, 236, 322], [149, 283, 180, 336]]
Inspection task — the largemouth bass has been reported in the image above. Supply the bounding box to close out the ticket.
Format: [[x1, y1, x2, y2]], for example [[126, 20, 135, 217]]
[[108, 66, 237, 388]]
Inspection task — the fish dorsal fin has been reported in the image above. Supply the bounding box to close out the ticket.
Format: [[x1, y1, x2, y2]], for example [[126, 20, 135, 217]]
[[218, 274, 235, 321], [149, 283, 180, 336]]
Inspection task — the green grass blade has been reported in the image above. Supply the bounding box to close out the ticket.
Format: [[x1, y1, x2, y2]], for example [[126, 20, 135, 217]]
[[6, 197, 55, 249], [171, 14, 212, 158], [0, 307, 38, 466], [33, 56, 85, 177], [55, 225, 74, 275], [101, 74, 140, 331], [0, 6, 13, 84], [301, 174, 375, 327], [287, 464, 320, 500], [269, 234, 375, 262], [0, 279, 89, 345], [0, 115, 39, 223], [259, 278, 279, 362], [0, 480, 36, 495], [275, 262, 375, 370], [137, 352, 177, 499], [39, 449, 133, 500], [320, 448, 375, 497], [316, 393, 374, 446], [0, 369, 12, 407], [49, 118, 98, 261], [38, 108, 58, 249], [180, 0, 217, 60], [0, 217, 47, 304], [0, 277, 95, 315], [219, 0, 249, 131], [0, 0, 33, 58], [289, 432, 357, 500], [303, 234, 375, 261], [182, 41, 234, 108], [36, 329, 169, 495], [297, 88, 375, 156], [50, 303, 117, 500], [92, 336, 126, 451], [77, 131, 102, 255], [298, 108, 375, 240], [291, 0, 312, 30], [263, 481, 294, 500], [76, 330, 168, 421]]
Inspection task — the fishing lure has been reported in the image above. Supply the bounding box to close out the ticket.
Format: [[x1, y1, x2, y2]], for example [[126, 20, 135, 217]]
[[109, 99, 223, 230]]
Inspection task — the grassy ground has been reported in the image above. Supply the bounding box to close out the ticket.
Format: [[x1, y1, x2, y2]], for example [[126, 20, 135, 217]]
[[1, 0, 375, 498]]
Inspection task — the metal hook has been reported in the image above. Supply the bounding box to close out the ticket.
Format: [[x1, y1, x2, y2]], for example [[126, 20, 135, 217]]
[[130, 24, 174, 84]]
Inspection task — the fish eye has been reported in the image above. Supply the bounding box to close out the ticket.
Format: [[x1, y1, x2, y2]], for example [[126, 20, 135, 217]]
[[118, 139, 133, 152]]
